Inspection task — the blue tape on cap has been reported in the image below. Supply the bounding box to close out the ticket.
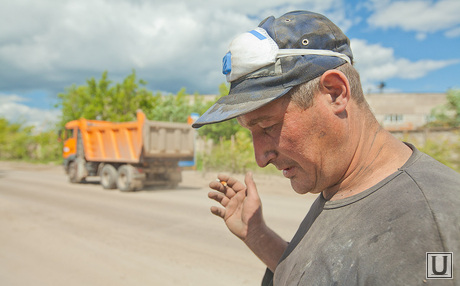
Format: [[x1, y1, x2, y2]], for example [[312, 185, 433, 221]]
[[249, 30, 266, 40], [222, 52, 232, 75]]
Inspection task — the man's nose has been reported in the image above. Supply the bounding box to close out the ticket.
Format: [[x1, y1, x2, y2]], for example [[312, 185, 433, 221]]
[[253, 135, 277, 168]]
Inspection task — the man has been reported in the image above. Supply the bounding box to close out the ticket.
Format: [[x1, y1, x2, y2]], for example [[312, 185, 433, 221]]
[[192, 11, 460, 285]]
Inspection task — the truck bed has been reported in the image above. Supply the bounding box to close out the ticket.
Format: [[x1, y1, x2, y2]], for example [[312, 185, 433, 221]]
[[79, 111, 194, 163], [143, 120, 194, 160]]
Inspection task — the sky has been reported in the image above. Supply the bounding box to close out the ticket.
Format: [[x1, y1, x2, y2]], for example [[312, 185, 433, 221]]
[[1, 0, 459, 129]]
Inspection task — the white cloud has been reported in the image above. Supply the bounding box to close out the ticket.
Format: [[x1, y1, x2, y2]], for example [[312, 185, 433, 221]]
[[367, 0, 460, 36], [445, 26, 460, 38], [0, 94, 60, 131], [0, 0, 457, 100], [0, 0, 359, 126], [415, 33, 427, 41], [351, 38, 459, 91], [0, 94, 28, 104], [0, 0, 349, 95], [0, 1, 254, 93]]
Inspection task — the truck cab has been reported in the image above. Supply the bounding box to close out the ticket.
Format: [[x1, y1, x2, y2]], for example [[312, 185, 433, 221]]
[[62, 122, 78, 161]]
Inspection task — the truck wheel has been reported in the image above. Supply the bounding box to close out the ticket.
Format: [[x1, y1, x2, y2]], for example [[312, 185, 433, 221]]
[[167, 169, 181, 189], [100, 164, 117, 189], [117, 165, 143, 192]]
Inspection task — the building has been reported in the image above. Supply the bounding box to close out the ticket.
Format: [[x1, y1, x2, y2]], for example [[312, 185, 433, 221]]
[[365, 93, 447, 131]]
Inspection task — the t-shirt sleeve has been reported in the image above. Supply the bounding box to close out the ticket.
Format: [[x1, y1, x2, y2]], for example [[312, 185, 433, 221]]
[[261, 268, 274, 286]]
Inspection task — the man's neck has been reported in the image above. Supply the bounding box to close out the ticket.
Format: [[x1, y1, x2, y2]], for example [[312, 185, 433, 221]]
[[326, 119, 413, 201]]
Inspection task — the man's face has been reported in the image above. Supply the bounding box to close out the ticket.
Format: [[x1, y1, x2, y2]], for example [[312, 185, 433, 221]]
[[238, 93, 350, 195]]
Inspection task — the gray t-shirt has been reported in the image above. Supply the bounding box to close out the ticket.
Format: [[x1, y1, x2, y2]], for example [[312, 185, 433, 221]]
[[263, 145, 460, 285]]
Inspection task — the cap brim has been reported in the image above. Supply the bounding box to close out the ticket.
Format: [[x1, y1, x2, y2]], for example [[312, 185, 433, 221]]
[[192, 82, 292, 128], [193, 54, 349, 129]]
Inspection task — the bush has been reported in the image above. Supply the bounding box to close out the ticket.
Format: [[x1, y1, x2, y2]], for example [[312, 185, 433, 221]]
[[417, 133, 460, 173], [0, 118, 61, 163], [198, 130, 278, 175]]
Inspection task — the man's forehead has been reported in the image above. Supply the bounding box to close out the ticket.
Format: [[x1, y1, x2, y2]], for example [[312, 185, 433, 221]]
[[237, 94, 291, 127]]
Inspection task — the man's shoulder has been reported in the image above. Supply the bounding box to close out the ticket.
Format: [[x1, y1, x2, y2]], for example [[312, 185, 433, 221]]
[[400, 147, 460, 194], [397, 148, 460, 218], [399, 147, 460, 258]]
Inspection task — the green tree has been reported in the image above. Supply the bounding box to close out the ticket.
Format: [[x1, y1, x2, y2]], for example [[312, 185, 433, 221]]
[[197, 82, 247, 142], [0, 118, 33, 160], [146, 88, 210, 123], [55, 70, 154, 127], [429, 89, 460, 127], [56, 70, 214, 125]]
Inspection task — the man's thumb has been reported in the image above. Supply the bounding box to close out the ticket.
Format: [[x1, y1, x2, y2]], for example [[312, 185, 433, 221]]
[[244, 172, 258, 199]]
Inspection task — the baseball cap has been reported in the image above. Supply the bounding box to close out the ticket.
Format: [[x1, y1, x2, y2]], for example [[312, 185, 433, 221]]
[[192, 10, 353, 128]]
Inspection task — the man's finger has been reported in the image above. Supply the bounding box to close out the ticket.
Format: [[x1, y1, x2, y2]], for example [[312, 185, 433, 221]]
[[210, 206, 225, 218], [209, 180, 237, 199], [208, 191, 230, 207], [217, 174, 247, 193]]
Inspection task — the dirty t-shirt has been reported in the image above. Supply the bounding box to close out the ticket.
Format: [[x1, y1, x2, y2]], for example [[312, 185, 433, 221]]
[[262, 145, 460, 285]]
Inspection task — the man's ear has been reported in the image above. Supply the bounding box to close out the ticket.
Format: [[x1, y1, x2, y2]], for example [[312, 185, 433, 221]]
[[319, 70, 351, 115]]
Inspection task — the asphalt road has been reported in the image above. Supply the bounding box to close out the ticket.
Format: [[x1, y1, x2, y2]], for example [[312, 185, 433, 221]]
[[0, 162, 316, 286]]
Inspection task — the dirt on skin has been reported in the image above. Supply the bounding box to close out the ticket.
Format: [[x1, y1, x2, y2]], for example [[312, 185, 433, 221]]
[[0, 161, 317, 286]]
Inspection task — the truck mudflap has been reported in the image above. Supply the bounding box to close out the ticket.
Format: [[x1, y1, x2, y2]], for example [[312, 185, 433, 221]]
[[68, 157, 88, 183], [143, 168, 181, 188]]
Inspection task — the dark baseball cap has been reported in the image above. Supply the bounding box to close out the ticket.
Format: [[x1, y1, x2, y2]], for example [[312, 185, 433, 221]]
[[192, 10, 353, 128]]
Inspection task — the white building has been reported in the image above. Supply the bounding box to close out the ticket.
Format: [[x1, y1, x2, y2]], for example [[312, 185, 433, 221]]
[[365, 93, 447, 131]]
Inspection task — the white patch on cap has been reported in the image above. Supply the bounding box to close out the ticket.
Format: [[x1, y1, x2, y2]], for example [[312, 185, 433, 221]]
[[226, 27, 279, 82], [224, 27, 352, 83]]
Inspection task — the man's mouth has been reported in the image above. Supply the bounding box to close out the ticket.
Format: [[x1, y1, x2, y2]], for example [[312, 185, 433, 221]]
[[282, 167, 294, 178]]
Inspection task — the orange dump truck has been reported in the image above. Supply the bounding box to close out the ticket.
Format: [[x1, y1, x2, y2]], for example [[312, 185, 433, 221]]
[[62, 110, 195, 191]]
